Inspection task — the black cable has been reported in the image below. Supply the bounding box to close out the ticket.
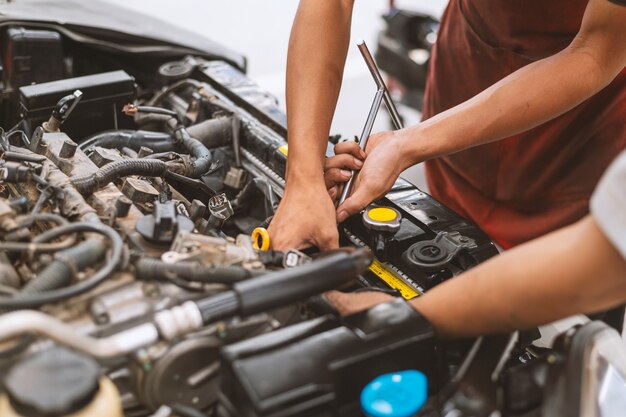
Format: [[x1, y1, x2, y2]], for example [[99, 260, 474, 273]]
[[0, 222, 123, 309], [134, 105, 179, 118], [0, 213, 77, 253]]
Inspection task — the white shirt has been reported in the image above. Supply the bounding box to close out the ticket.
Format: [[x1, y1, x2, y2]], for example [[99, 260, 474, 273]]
[[591, 150, 626, 260]]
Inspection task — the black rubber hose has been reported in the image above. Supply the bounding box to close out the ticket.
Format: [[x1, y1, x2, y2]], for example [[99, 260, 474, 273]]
[[0, 222, 123, 310], [80, 118, 232, 152], [135, 258, 261, 284], [187, 118, 232, 148], [79, 130, 174, 152], [22, 239, 107, 293], [172, 125, 213, 178], [195, 249, 373, 323], [72, 159, 168, 195]]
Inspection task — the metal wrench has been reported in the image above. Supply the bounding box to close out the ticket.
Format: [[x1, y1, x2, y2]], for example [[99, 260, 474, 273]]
[[337, 40, 404, 206]]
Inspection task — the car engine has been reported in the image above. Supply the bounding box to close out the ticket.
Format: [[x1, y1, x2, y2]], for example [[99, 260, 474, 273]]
[[0, 24, 502, 417]]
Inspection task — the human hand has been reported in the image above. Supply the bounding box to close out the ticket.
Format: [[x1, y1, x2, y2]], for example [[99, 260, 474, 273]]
[[268, 178, 340, 250], [323, 141, 366, 202], [325, 290, 396, 315], [336, 130, 413, 223]]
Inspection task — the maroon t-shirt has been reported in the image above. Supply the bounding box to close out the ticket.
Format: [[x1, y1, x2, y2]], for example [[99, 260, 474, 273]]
[[422, 0, 626, 248]]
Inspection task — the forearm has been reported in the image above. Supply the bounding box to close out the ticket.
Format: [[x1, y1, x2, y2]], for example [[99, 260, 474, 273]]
[[400, 0, 626, 166], [405, 45, 622, 163], [285, 0, 354, 183], [413, 216, 626, 338]]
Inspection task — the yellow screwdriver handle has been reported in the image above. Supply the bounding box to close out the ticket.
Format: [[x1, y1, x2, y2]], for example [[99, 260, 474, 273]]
[[251, 227, 270, 251]]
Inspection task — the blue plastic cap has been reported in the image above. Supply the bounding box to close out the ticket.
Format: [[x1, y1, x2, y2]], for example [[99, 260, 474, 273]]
[[360, 370, 428, 417]]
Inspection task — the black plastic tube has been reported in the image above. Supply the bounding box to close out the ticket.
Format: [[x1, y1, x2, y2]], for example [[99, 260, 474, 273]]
[[22, 239, 107, 293], [135, 258, 261, 284], [0, 222, 123, 310], [194, 249, 372, 324]]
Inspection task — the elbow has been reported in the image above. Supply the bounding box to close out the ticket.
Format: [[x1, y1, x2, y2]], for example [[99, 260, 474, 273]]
[[565, 36, 625, 92]]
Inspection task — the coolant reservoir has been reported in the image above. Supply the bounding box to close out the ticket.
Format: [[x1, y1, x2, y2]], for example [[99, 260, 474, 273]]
[[0, 347, 122, 417], [360, 370, 428, 417]]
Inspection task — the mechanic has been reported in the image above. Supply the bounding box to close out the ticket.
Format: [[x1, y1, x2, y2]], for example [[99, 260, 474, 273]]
[[325, 147, 626, 338], [268, 0, 626, 251]]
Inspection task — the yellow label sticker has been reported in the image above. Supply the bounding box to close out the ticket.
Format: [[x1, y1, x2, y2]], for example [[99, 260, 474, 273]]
[[368, 259, 419, 300], [278, 145, 288, 157]]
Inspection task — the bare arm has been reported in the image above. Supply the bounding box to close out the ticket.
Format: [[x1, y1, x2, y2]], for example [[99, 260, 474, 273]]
[[413, 216, 626, 338], [268, 0, 361, 250], [327, 216, 626, 338], [285, 0, 354, 180], [406, 0, 626, 163]]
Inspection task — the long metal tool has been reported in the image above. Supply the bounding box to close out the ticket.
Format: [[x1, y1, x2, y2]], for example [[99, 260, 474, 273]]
[[357, 40, 403, 130], [337, 40, 404, 206], [338, 89, 384, 205]]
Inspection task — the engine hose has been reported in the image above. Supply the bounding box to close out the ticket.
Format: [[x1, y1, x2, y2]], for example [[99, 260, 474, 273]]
[[79, 130, 174, 152], [72, 159, 168, 195], [80, 118, 232, 151], [195, 249, 372, 323], [182, 137, 212, 177], [0, 222, 123, 309], [135, 258, 261, 284], [170, 123, 214, 178], [22, 239, 107, 294]]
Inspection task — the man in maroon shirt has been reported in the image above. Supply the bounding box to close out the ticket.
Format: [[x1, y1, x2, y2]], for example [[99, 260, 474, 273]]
[[268, 0, 626, 250]]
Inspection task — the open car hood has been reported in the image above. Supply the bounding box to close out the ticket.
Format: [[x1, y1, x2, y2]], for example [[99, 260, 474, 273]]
[[0, 0, 246, 71]]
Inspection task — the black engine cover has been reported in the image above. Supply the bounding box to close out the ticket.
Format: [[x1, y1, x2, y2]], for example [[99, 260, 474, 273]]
[[221, 299, 439, 417]]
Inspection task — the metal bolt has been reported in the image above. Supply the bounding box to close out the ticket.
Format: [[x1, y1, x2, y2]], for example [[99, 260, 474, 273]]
[[59, 139, 78, 158]]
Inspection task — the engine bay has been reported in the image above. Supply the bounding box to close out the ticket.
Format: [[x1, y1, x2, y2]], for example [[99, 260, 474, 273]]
[[0, 24, 518, 417]]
